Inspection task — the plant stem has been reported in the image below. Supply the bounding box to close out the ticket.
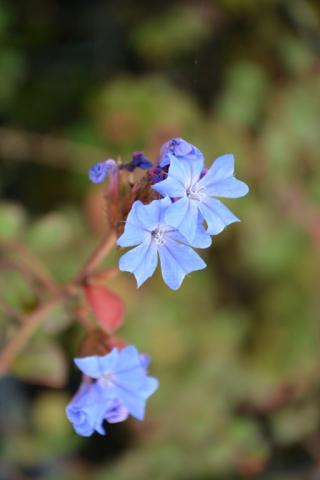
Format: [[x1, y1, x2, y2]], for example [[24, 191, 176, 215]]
[[0, 231, 117, 376]]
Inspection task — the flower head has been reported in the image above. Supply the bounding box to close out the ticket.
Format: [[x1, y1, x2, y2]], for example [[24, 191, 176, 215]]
[[159, 138, 204, 168], [89, 159, 117, 184], [152, 153, 249, 241], [66, 345, 159, 436], [117, 197, 211, 290]]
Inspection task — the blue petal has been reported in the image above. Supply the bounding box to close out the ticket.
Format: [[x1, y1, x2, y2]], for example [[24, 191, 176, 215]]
[[152, 176, 186, 198], [158, 240, 206, 290], [66, 382, 111, 436], [139, 353, 151, 369], [74, 357, 102, 378], [198, 198, 240, 235], [117, 202, 148, 247], [113, 387, 146, 420], [119, 240, 158, 287], [74, 348, 120, 378], [199, 154, 249, 198], [165, 197, 199, 242], [190, 215, 212, 248], [137, 197, 172, 228], [170, 156, 204, 189], [116, 345, 142, 373], [112, 376, 159, 421], [135, 199, 160, 229], [201, 154, 235, 184], [207, 177, 249, 198]]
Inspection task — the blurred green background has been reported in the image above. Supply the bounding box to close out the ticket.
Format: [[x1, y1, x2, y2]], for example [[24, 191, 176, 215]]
[[1, 0, 320, 479]]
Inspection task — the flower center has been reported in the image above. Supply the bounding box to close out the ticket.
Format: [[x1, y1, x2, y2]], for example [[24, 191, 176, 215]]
[[100, 372, 114, 387], [187, 183, 206, 201], [151, 228, 165, 245]]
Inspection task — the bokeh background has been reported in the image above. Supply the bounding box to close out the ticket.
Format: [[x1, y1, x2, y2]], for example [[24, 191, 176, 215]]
[[1, 0, 320, 479]]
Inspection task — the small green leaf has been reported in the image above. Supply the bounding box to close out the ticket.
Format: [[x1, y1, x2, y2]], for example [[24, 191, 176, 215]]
[[26, 213, 73, 251], [0, 202, 26, 240]]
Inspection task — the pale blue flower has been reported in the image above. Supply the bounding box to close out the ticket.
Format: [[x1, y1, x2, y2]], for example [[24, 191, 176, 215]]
[[74, 345, 159, 422], [117, 197, 211, 290], [152, 153, 249, 241], [66, 346, 158, 436]]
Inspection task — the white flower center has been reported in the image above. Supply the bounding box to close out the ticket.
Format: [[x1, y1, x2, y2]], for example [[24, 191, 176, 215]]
[[151, 228, 166, 245], [99, 372, 114, 387], [187, 182, 206, 201]]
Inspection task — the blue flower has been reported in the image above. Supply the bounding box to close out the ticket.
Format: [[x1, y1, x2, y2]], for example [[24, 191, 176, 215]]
[[124, 151, 153, 172], [67, 345, 158, 435], [152, 153, 249, 241], [159, 138, 204, 168], [89, 159, 117, 184], [117, 197, 211, 290]]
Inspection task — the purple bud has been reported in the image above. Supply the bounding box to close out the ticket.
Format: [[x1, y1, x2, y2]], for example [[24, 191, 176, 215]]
[[159, 138, 203, 168], [123, 151, 153, 172], [88, 159, 117, 184]]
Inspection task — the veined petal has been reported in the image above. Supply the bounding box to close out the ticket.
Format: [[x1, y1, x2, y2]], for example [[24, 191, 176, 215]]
[[66, 382, 111, 436], [115, 346, 142, 374], [198, 154, 249, 198], [158, 240, 206, 290], [170, 155, 204, 189], [119, 239, 158, 287], [165, 197, 199, 242], [117, 201, 148, 247], [117, 225, 149, 247], [74, 348, 120, 378], [165, 213, 211, 249], [136, 198, 170, 230], [191, 215, 212, 248], [113, 386, 146, 420], [152, 176, 186, 198], [208, 177, 249, 198], [198, 197, 239, 235], [112, 376, 158, 421], [200, 154, 235, 186]]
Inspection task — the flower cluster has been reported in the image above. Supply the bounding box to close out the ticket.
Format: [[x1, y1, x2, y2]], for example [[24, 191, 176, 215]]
[[66, 345, 158, 437], [116, 138, 249, 289]]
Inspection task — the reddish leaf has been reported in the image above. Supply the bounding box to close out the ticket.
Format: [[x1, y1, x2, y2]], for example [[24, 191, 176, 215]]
[[84, 285, 125, 333]]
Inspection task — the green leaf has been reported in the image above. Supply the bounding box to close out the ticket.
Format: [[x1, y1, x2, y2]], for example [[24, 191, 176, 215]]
[[26, 212, 73, 252], [0, 202, 26, 240]]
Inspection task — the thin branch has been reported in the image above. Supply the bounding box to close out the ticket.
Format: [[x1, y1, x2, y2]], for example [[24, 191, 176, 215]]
[[75, 231, 117, 283], [0, 293, 64, 375], [1, 240, 58, 293], [0, 231, 118, 376]]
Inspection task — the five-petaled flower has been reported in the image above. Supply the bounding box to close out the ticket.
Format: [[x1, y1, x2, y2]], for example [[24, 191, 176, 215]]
[[152, 152, 249, 242], [117, 197, 211, 290], [66, 346, 158, 437]]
